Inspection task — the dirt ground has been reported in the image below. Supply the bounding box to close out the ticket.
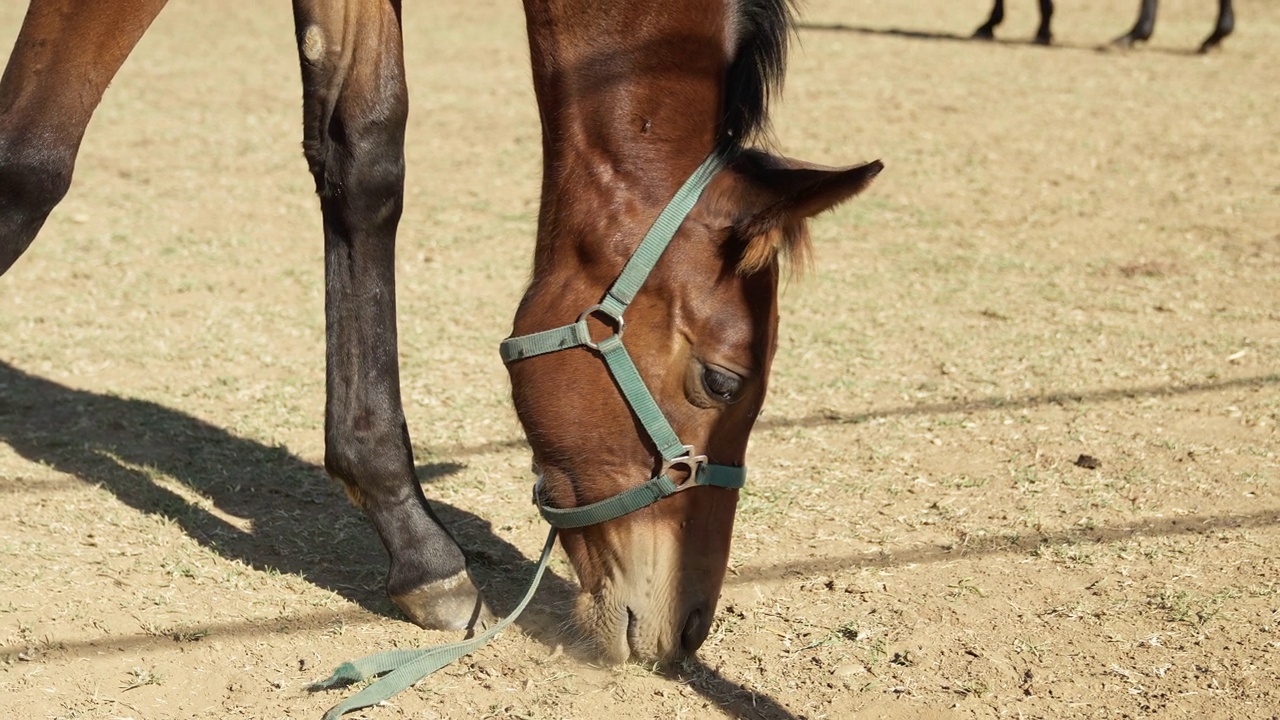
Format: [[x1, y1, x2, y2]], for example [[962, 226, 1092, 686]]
[[1, 1, 1277, 718]]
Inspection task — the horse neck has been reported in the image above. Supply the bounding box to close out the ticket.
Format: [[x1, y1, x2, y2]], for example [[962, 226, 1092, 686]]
[[521, 0, 733, 281]]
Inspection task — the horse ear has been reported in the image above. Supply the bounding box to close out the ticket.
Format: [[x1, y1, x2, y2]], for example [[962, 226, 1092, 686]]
[[745, 155, 884, 221], [732, 153, 883, 274]]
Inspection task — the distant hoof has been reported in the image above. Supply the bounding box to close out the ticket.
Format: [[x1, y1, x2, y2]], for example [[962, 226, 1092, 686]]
[[972, 27, 996, 41], [391, 569, 495, 633], [1034, 33, 1053, 46], [1198, 39, 1225, 54], [1110, 34, 1144, 50]]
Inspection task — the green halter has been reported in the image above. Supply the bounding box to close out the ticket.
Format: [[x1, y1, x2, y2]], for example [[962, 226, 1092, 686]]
[[316, 147, 744, 719], [501, 146, 748, 527]]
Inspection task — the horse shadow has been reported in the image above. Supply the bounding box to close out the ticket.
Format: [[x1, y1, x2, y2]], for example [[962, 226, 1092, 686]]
[[797, 21, 1205, 57], [0, 360, 797, 718], [0, 359, 566, 620]]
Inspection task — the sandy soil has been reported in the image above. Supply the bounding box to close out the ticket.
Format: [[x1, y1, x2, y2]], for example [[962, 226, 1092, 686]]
[[1, 1, 1277, 718]]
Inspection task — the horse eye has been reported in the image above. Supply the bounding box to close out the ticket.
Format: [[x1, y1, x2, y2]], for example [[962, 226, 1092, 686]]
[[702, 365, 744, 403]]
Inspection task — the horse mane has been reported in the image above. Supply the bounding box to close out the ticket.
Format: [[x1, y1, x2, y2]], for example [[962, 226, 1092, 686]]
[[721, 2, 812, 277], [722, 0, 795, 147]]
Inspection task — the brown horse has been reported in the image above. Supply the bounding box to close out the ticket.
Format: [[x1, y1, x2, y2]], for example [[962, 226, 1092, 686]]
[[973, 0, 1235, 52], [0, 0, 880, 666]]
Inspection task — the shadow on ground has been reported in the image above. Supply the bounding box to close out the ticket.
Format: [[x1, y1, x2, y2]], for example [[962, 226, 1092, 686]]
[[0, 359, 466, 620], [797, 21, 1204, 57], [5, 363, 1274, 718], [728, 506, 1280, 586], [435, 373, 1280, 457], [0, 360, 794, 719]]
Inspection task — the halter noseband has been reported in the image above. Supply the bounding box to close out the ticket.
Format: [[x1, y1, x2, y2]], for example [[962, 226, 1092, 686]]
[[499, 147, 747, 529]]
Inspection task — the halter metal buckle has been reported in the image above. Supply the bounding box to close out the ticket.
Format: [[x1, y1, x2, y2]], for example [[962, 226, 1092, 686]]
[[576, 304, 625, 351], [663, 446, 708, 492]]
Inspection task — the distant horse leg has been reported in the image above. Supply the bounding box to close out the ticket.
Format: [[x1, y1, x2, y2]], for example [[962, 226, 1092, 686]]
[[973, 0, 1004, 40], [974, 0, 1054, 45], [1034, 0, 1054, 45], [1114, 0, 1158, 48], [1199, 0, 1234, 52], [290, 0, 489, 631], [0, 0, 169, 275]]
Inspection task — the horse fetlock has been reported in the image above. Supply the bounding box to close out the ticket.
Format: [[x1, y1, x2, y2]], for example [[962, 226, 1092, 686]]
[[357, 490, 480, 630]]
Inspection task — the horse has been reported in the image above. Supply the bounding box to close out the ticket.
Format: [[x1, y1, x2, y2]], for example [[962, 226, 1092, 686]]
[[0, 0, 880, 666], [973, 0, 1235, 52]]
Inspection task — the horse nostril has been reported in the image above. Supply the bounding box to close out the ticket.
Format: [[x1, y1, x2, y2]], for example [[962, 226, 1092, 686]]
[[680, 606, 711, 655], [626, 607, 639, 654]]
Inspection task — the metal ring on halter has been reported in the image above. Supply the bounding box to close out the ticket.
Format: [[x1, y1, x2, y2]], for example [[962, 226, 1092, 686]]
[[575, 304, 625, 351], [663, 446, 709, 491]]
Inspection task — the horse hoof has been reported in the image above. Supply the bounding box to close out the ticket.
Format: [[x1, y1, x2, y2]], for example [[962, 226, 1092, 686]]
[[1034, 33, 1052, 46], [391, 569, 495, 632], [972, 27, 995, 41], [1111, 34, 1147, 50]]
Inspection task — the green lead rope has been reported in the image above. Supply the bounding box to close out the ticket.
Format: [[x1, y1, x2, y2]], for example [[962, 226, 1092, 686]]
[[314, 528, 558, 720]]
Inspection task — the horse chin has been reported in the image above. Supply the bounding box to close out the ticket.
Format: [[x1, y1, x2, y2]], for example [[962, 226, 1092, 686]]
[[568, 520, 715, 665]]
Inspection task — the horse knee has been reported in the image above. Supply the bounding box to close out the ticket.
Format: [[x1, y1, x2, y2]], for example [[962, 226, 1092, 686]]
[[297, 37, 408, 227], [299, 112, 405, 242]]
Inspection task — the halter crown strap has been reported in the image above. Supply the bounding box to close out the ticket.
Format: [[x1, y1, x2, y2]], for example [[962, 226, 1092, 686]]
[[499, 149, 731, 366], [601, 149, 731, 312]]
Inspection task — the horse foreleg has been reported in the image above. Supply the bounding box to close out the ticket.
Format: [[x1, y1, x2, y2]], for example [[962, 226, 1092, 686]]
[[1199, 0, 1234, 52], [972, 0, 1004, 40], [0, 0, 168, 275], [1034, 0, 1054, 45], [1114, 0, 1158, 48], [290, 0, 490, 632], [973, 0, 1054, 45]]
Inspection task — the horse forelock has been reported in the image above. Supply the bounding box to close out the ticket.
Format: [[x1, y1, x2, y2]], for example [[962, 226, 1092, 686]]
[[722, 0, 795, 148]]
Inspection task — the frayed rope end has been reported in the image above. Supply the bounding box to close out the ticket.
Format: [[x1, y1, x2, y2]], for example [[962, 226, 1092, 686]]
[[309, 662, 365, 691]]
